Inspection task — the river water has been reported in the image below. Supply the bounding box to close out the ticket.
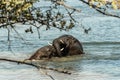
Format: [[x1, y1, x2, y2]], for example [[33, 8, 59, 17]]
[[0, 0, 120, 80]]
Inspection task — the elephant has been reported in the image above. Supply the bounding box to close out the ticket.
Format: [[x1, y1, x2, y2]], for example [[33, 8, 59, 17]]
[[52, 34, 84, 57], [28, 45, 56, 60]]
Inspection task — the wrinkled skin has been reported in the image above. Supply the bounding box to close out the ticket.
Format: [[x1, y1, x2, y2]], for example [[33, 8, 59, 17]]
[[28, 45, 56, 60], [52, 35, 84, 57]]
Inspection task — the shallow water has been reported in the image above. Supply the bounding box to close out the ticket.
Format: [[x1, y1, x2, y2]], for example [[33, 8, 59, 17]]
[[0, 0, 120, 80]]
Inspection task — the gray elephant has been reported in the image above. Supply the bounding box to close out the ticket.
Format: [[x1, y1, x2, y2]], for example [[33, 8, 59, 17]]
[[28, 45, 56, 60], [52, 34, 84, 57]]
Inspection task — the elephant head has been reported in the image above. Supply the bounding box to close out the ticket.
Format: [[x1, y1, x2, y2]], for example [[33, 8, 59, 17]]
[[52, 34, 84, 57]]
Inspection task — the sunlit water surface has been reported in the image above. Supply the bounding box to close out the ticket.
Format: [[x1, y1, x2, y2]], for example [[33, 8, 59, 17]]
[[0, 0, 120, 80]]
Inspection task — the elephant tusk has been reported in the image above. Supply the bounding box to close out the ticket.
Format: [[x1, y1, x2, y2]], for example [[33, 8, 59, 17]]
[[47, 41, 52, 46], [60, 39, 64, 44], [60, 48, 64, 51]]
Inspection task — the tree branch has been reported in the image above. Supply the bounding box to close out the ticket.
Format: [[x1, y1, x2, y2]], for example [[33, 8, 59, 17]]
[[10, 24, 24, 40], [65, 8, 76, 22], [56, 1, 81, 12], [0, 58, 56, 80], [0, 58, 71, 75], [80, 0, 120, 18]]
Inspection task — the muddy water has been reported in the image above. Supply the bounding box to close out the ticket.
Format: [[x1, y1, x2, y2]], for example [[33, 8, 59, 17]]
[[0, 0, 120, 80]]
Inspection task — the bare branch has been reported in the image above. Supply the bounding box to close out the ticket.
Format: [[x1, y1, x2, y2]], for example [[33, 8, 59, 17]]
[[36, 27, 41, 39], [56, 1, 81, 12], [40, 70, 56, 80], [6, 26, 12, 50], [10, 24, 24, 40], [0, 58, 71, 75], [65, 8, 76, 22], [29, 22, 41, 39], [0, 58, 39, 68]]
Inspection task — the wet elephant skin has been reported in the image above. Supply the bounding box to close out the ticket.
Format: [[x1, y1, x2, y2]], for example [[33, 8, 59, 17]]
[[52, 35, 84, 57]]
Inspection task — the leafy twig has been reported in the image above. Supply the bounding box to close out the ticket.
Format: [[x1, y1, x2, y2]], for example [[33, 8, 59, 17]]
[[80, 0, 120, 18]]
